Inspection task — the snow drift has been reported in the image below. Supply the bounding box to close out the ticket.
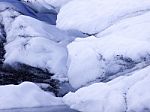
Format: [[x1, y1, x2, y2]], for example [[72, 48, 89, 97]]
[[0, 82, 63, 109]]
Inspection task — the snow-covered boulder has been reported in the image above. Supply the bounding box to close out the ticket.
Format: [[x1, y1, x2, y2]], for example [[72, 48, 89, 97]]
[[57, 0, 150, 34], [67, 11, 150, 88], [63, 66, 150, 112], [0, 82, 63, 109]]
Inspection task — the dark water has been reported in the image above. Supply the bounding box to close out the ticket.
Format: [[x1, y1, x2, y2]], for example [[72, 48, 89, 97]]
[[0, 105, 79, 112]]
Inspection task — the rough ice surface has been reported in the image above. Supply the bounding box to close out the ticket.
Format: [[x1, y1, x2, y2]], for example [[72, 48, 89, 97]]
[[63, 66, 150, 112], [0, 82, 63, 109]]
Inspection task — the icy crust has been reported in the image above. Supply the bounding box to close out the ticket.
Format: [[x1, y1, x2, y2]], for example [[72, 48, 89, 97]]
[[67, 12, 150, 88], [63, 66, 150, 112], [0, 82, 63, 109], [57, 0, 150, 34]]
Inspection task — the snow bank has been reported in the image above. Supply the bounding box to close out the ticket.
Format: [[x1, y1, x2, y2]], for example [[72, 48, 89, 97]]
[[57, 0, 150, 34], [0, 82, 63, 109], [67, 11, 150, 88], [63, 66, 150, 112]]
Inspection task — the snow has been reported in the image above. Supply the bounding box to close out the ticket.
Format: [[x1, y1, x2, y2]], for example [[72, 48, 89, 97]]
[[21, 0, 71, 12], [47, 0, 72, 8], [66, 11, 150, 88], [0, 82, 63, 109], [4, 15, 71, 78], [1, 0, 150, 111], [63, 66, 150, 112], [57, 0, 150, 34], [21, 0, 54, 13]]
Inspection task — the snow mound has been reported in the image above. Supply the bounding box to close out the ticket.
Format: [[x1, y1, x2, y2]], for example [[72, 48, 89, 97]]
[[67, 12, 150, 88], [57, 0, 150, 34], [63, 66, 150, 112], [0, 82, 63, 109]]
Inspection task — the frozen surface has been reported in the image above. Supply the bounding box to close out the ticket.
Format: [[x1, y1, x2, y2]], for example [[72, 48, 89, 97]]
[[57, 0, 150, 34], [63, 66, 150, 112], [0, 82, 63, 109], [67, 11, 150, 88]]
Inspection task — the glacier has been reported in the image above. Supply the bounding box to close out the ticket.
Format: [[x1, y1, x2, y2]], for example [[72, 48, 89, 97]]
[[0, 0, 150, 111]]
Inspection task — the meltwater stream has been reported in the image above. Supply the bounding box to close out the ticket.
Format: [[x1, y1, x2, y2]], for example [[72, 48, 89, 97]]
[[0, 105, 79, 112]]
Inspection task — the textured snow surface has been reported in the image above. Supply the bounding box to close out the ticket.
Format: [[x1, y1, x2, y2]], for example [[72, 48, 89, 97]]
[[1, 0, 150, 111], [4, 14, 69, 78], [57, 0, 150, 34], [63, 66, 150, 112], [0, 1, 73, 79], [67, 11, 150, 88], [0, 82, 63, 109]]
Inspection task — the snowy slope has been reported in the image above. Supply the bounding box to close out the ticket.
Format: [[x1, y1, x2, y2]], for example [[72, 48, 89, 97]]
[[57, 0, 150, 34]]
